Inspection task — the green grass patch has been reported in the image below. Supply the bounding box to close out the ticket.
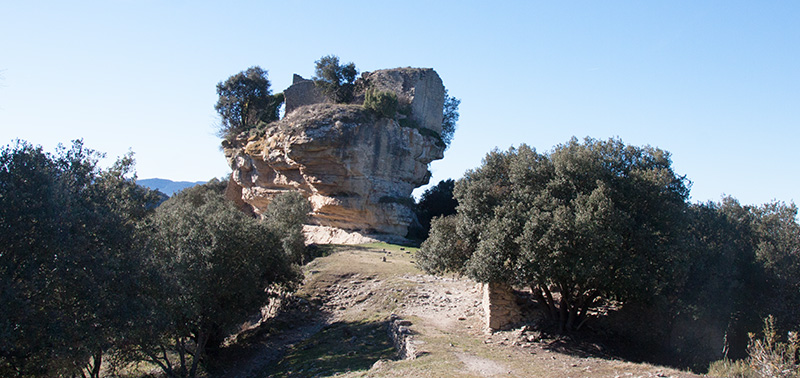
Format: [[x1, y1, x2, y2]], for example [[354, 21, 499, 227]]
[[357, 242, 419, 254], [259, 320, 396, 377]]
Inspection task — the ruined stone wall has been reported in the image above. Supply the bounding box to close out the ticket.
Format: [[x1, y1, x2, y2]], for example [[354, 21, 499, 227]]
[[388, 314, 423, 359], [482, 282, 521, 331], [283, 75, 329, 115]]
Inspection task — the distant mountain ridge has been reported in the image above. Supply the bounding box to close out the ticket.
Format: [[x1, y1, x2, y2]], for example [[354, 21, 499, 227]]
[[138, 178, 207, 196]]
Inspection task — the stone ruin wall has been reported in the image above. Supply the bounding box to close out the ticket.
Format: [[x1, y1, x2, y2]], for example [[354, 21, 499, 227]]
[[283, 74, 329, 114], [482, 282, 521, 332]]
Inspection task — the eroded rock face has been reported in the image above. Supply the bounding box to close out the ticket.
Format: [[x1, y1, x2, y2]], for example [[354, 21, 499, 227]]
[[224, 68, 446, 240], [359, 68, 445, 134]]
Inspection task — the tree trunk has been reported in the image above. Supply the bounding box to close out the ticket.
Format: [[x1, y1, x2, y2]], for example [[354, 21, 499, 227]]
[[89, 350, 102, 378], [532, 283, 602, 333], [538, 284, 559, 321], [189, 331, 209, 378], [145, 348, 173, 378], [177, 337, 186, 376]]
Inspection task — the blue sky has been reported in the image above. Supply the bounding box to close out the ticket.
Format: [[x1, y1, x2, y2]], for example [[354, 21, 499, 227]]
[[1, 1, 798, 205]]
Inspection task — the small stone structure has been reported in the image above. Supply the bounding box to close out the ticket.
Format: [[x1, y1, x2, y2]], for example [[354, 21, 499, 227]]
[[482, 282, 521, 331], [283, 74, 329, 115], [388, 314, 423, 359]]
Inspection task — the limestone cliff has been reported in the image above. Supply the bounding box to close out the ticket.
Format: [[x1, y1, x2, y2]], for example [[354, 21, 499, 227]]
[[224, 67, 447, 242]]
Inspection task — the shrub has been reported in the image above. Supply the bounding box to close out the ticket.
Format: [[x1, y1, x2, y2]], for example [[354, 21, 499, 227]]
[[708, 359, 753, 378], [746, 316, 799, 378], [709, 316, 800, 378], [364, 88, 398, 118]]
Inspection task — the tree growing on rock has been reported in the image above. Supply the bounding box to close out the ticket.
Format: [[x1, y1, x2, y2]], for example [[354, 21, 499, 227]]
[[313, 55, 358, 103], [215, 66, 284, 139], [441, 89, 460, 148], [418, 138, 691, 332]]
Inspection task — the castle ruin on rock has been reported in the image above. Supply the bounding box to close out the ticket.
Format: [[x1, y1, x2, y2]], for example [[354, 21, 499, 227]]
[[223, 67, 447, 244]]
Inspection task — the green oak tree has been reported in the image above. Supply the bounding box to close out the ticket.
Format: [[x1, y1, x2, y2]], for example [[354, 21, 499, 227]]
[[130, 181, 300, 378], [414, 179, 458, 239], [263, 191, 312, 265], [441, 89, 460, 148], [418, 138, 691, 332], [0, 140, 161, 378], [313, 55, 358, 103], [215, 66, 284, 139]]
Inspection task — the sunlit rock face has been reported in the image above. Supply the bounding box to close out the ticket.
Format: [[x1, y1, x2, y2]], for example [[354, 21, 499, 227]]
[[224, 68, 446, 241]]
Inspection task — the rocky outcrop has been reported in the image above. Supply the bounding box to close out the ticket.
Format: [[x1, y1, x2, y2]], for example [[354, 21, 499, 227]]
[[357, 68, 445, 134], [224, 68, 446, 241]]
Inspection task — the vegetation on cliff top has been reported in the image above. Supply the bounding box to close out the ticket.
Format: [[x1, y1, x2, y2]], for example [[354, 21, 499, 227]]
[[217, 58, 460, 153], [313, 54, 358, 104], [215, 66, 284, 140]]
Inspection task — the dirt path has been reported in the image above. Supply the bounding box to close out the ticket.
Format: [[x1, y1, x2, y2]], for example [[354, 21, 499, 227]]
[[214, 245, 704, 378], [397, 273, 485, 333]]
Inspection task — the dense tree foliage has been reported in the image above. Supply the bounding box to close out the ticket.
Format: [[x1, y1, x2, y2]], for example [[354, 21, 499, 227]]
[[751, 201, 800, 328], [418, 136, 800, 368], [441, 89, 460, 148], [681, 198, 800, 361], [215, 66, 284, 139], [418, 138, 691, 332], [0, 140, 162, 378], [263, 191, 312, 265], [128, 181, 301, 378], [1, 140, 307, 378], [313, 55, 358, 103], [414, 179, 458, 239], [415, 215, 471, 274]]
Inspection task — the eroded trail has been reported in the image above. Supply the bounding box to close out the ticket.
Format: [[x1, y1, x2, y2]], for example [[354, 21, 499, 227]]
[[214, 245, 702, 378]]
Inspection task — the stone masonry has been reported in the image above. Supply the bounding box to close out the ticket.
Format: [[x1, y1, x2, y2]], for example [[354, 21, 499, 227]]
[[482, 282, 521, 332], [283, 74, 330, 115]]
